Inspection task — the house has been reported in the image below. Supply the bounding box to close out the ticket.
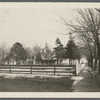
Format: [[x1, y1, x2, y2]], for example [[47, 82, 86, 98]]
[[26, 56, 35, 65], [40, 49, 57, 65]]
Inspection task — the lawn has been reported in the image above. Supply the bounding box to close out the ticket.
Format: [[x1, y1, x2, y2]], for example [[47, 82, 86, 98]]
[[0, 75, 74, 92]]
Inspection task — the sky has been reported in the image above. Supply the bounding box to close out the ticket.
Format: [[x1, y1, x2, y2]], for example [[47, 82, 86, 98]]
[[0, 3, 81, 49]]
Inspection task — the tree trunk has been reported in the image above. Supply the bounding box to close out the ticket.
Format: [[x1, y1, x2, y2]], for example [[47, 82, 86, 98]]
[[98, 58, 100, 74], [13, 59, 14, 65], [88, 56, 93, 68], [70, 59, 72, 65], [88, 59, 91, 66], [60, 59, 63, 65], [72, 60, 73, 65], [57, 59, 58, 65], [91, 58, 93, 68], [94, 45, 98, 70], [69, 59, 71, 65], [90, 54, 93, 69], [97, 43, 100, 74], [94, 57, 98, 70]]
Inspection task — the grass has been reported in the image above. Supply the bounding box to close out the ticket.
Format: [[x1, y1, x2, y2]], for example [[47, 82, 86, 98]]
[[0, 76, 74, 92]]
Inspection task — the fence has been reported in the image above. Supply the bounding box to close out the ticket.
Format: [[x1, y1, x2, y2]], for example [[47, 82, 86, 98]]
[[0, 62, 86, 75], [0, 65, 76, 75]]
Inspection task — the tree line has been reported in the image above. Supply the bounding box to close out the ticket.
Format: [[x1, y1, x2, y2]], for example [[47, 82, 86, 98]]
[[0, 36, 80, 65]]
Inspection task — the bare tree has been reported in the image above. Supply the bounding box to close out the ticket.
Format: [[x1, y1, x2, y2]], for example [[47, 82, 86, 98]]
[[77, 34, 95, 69], [25, 47, 33, 57], [0, 43, 9, 64], [72, 9, 100, 72], [32, 44, 42, 55], [57, 8, 100, 73], [44, 42, 52, 58], [44, 42, 53, 64]]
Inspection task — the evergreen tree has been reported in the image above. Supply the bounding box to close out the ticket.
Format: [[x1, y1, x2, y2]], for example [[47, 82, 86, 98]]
[[54, 38, 64, 65], [65, 39, 80, 65], [44, 42, 51, 59], [36, 52, 42, 64], [8, 42, 27, 65]]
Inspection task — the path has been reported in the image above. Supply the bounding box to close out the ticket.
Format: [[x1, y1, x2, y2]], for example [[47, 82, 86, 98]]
[[73, 66, 100, 92]]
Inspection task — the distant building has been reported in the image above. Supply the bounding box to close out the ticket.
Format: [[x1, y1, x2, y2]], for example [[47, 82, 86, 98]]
[[26, 56, 35, 65], [40, 49, 57, 65], [3, 47, 57, 65]]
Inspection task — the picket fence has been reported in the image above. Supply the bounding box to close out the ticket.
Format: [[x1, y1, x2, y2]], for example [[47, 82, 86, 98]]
[[76, 61, 86, 75]]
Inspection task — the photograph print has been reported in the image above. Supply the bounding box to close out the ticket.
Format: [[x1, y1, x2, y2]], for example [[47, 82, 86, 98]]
[[0, 3, 99, 94]]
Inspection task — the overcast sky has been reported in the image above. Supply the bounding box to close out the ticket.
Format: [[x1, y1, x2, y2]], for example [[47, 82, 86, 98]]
[[0, 3, 78, 49], [0, 3, 90, 49]]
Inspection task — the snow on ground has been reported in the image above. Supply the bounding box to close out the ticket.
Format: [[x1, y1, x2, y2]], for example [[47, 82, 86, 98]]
[[0, 72, 73, 79], [71, 76, 84, 87]]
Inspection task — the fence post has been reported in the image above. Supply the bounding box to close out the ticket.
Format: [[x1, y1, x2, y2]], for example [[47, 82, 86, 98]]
[[54, 66, 56, 75], [9, 66, 11, 73], [31, 65, 32, 74]]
